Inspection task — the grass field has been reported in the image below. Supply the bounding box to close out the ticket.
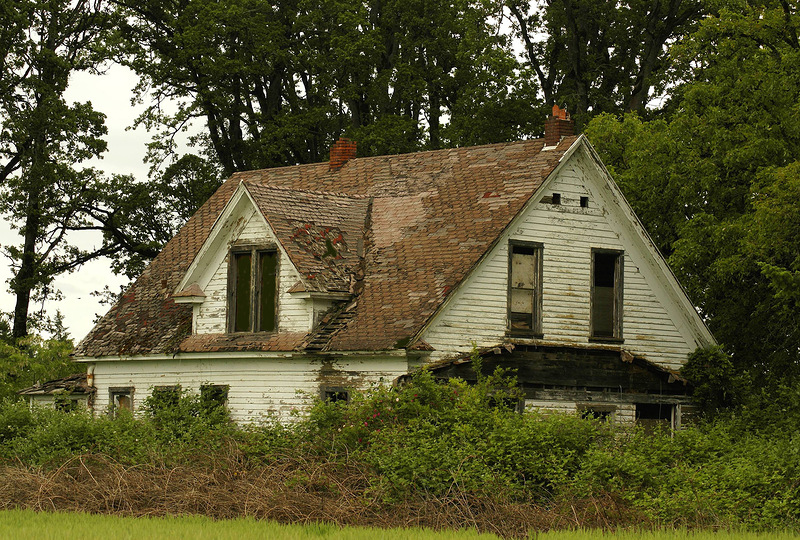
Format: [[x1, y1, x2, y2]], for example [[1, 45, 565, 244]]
[[0, 510, 797, 540]]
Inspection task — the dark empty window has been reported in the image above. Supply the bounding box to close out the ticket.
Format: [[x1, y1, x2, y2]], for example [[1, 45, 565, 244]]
[[54, 395, 79, 412], [579, 404, 615, 422], [508, 242, 543, 336], [322, 388, 350, 403], [200, 384, 229, 413], [580, 196, 589, 208], [591, 249, 623, 340], [229, 248, 278, 332], [551, 193, 561, 205], [636, 403, 674, 433]]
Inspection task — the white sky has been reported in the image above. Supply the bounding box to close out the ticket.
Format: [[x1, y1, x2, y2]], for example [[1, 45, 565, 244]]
[[0, 65, 193, 343]]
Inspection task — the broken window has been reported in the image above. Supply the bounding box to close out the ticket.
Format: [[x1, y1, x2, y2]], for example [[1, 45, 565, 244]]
[[228, 247, 278, 333], [636, 402, 674, 433], [109, 387, 134, 417], [508, 242, 543, 336], [591, 249, 623, 340], [200, 384, 229, 413]]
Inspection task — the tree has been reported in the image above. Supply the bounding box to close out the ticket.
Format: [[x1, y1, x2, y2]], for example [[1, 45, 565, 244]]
[[0, 1, 165, 338], [114, 0, 536, 174], [506, 0, 705, 124], [586, 0, 800, 387]]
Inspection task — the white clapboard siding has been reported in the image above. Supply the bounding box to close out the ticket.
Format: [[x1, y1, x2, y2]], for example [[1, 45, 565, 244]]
[[91, 355, 407, 423], [196, 205, 311, 334], [422, 154, 703, 372]]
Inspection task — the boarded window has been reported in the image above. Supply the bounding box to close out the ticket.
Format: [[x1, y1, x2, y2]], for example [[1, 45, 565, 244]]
[[229, 247, 278, 333], [109, 387, 134, 417], [508, 242, 543, 336], [591, 249, 623, 340]]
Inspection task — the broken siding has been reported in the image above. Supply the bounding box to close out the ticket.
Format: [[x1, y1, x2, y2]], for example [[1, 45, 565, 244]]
[[196, 208, 311, 334], [89, 354, 407, 423], [421, 158, 697, 371]]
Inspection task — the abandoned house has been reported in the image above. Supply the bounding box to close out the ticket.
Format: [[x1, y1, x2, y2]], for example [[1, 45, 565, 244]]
[[29, 107, 716, 427]]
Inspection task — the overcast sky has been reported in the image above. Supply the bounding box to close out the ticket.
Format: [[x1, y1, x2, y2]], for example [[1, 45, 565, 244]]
[[0, 65, 192, 343]]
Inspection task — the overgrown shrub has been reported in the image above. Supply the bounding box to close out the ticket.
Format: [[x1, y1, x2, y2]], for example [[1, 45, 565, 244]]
[[1, 366, 799, 531]]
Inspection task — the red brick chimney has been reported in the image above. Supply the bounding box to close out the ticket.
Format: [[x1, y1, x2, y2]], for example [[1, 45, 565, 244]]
[[329, 137, 357, 170], [544, 104, 574, 146]]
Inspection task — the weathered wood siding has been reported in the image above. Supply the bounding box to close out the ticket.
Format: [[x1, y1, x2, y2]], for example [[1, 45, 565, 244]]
[[421, 151, 704, 372], [89, 354, 408, 423], [196, 206, 311, 334]]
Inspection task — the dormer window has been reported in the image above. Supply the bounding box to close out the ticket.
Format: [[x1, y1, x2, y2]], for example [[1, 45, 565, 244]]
[[228, 247, 278, 333]]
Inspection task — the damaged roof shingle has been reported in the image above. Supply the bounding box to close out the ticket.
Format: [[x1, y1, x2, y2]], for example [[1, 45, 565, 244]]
[[75, 137, 578, 357]]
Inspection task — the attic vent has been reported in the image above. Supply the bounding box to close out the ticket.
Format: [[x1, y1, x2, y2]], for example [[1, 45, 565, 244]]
[[329, 137, 357, 170], [551, 193, 561, 205], [580, 196, 589, 208]]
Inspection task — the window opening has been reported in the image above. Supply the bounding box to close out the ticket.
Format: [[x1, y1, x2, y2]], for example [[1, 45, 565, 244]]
[[150, 385, 181, 410], [636, 403, 674, 433], [200, 384, 229, 414], [578, 404, 615, 422], [591, 250, 623, 340], [580, 196, 589, 208], [54, 395, 78, 412], [109, 387, 134, 417], [229, 248, 278, 333], [322, 388, 350, 403], [551, 193, 561, 205], [508, 242, 543, 336]]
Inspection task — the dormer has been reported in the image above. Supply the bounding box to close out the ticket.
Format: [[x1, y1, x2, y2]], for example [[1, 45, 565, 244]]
[[172, 181, 368, 336]]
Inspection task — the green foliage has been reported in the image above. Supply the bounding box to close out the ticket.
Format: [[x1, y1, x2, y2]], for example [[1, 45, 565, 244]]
[[585, 1, 800, 392], [0, 335, 74, 401], [140, 387, 235, 449], [574, 422, 800, 528], [681, 346, 748, 419], [305, 367, 607, 500]]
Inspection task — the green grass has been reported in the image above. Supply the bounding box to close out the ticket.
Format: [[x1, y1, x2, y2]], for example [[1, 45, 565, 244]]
[[0, 510, 797, 540], [0, 510, 499, 540]]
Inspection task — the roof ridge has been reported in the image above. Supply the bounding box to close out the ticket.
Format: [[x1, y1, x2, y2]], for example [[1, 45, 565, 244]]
[[233, 137, 552, 179], [244, 182, 369, 200]]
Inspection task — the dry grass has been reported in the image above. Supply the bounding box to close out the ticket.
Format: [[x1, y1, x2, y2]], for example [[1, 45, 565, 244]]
[[0, 448, 649, 539]]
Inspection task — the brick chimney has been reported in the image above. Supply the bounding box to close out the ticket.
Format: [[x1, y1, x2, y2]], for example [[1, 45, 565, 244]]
[[329, 137, 357, 170], [544, 104, 574, 146]]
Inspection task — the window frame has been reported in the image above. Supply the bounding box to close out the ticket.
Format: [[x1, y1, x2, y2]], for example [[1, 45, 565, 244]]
[[507, 240, 544, 338], [109, 386, 134, 417], [321, 387, 350, 404], [589, 248, 624, 342], [227, 244, 279, 333], [200, 383, 229, 411]]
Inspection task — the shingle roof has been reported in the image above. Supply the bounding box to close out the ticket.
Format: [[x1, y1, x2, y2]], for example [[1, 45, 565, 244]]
[[17, 373, 94, 395], [245, 185, 369, 293], [75, 136, 579, 357]]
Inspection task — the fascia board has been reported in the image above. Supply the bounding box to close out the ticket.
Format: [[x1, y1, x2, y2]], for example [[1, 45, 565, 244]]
[[74, 349, 408, 363], [174, 182, 252, 294]]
